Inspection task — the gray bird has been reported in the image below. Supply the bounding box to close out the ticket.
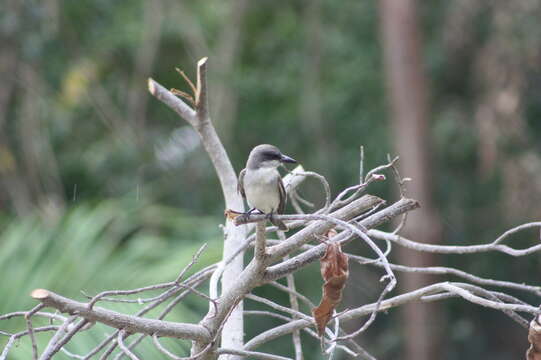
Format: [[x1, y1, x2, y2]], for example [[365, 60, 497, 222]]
[[238, 144, 297, 231]]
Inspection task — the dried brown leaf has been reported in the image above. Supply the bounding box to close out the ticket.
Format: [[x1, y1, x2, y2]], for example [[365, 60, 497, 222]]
[[224, 209, 244, 221], [527, 316, 541, 360], [312, 235, 349, 336]]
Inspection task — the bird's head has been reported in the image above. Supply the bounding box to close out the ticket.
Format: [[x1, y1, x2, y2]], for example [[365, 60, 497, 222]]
[[247, 144, 297, 169]]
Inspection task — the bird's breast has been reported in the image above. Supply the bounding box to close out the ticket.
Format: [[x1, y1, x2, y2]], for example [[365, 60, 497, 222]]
[[243, 168, 280, 213]]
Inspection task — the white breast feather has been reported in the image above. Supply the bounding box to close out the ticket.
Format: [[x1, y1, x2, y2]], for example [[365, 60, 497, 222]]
[[244, 168, 280, 214]]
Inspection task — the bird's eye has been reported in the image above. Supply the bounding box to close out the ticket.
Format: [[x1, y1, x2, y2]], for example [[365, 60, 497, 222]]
[[264, 151, 280, 160]]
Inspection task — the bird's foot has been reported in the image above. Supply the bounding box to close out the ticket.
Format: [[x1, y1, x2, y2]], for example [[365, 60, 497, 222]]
[[237, 212, 251, 223]]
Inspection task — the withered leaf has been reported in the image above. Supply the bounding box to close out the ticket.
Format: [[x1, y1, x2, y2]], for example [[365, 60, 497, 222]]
[[312, 236, 349, 336], [527, 316, 541, 360], [224, 209, 243, 221]]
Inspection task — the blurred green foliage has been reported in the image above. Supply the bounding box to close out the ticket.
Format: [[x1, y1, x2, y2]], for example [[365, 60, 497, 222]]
[[0, 200, 222, 359]]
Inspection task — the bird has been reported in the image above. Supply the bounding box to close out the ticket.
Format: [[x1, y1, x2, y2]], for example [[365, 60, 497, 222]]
[[238, 144, 297, 231]]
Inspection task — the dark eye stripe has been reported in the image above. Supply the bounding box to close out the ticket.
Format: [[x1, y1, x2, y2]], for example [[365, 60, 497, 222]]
[[264, 152, 280, 159]]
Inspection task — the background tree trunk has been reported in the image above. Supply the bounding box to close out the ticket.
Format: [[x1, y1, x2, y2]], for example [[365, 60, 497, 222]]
[[378, 0, 445, 358]]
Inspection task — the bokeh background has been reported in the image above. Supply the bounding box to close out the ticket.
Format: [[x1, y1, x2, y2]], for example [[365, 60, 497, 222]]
[[1, 0, 541, 359]]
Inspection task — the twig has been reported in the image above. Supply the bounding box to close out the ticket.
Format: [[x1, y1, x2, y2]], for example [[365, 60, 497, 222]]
[[349, 253, 541, 297], [262, 250, 303, 360], [85, 245, 208, 308], [98, 341, 117, 360], [175, 243, 208, 283], [282, 169, 331, 213], [40, 318, 90, 360], [152, 334, 212, 360], [325, 311, 339, 359], [30, 289, 211, 342], [216, 348, 292, 360], [369, 222, 541, 256], [264, 197, 419, 282], [330, 156, 398, 210], [359, 145, 364, 183], [386, 154, 409, 235], [112, 271, 213, 360], [245, 295, 312, 322], [244, 311, 360, 357], [269, 281, 315, 309], [175, 68, 198, 98], [25, 304, 45, 360], [245, 281, 541, 351], [39, 316, 78, 360], [117, 330, 140, 360], [0, 311, 66, 323], [240, 212, 397, 302], [0, 326, 59, 360]]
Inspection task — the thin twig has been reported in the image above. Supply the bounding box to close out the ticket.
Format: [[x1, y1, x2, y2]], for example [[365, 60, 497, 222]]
[[40, 319, 90, 360], [216, 348, 292, 360], [0, 326, 59, 360], [152, 334, 212, 360], [0, 311, 66, 323], [25, 303, 45, 360], [175, 243, 208, 283], [283, 254, 303, 360], [369, 222, 541, 256], [175, 68, 198, 99], [39, 316, 78, 360], [117, 331, 140, 360]]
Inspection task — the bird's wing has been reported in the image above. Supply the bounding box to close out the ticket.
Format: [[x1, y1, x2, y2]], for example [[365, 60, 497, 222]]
[[238, 168, 246, 199], [278, 176, 287, 214]]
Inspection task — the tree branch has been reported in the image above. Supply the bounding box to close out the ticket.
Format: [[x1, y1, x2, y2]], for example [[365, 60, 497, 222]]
[[368, 221, 541, 256], [29, 289, 211, 342], [264, 197, 419, 282], [149, 58, 246, 357]]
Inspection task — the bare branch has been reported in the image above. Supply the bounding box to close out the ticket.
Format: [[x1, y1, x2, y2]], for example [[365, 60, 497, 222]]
[[1, 326, 59, 360], [151, 58, 247, 357], [40, 318, 90, 360], [39, 316, 77, 360], [148, 79, 197, 126], [269, 281, 315, 309], [175, 243, 208, 283], [152, 334, 212, 360], [282, 169, 331, 213], [216, 348, 292, 360], [264, 197, 419, 282], [0, 311, 66, 323], [254, 222, 269, 265], [118, 330, 140, 360], [350, 252, 541, 296], [30, 289, 211, 342], [87, 266, 215, 360], [25, 304, 45, 360], [246, 295, 312, 322], [245, 281, 541, 352], [369, 221, 541, 256], [284, 257, 303, 360]]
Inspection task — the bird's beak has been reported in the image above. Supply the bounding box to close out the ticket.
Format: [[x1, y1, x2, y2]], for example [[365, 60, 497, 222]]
[[280, 154, 297, 164]]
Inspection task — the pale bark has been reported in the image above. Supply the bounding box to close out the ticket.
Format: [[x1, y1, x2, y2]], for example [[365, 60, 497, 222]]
[[149, 58, 246, 359]]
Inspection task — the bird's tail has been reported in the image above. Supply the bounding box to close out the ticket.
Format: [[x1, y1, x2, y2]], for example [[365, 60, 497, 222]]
[[270, 217, 289, 231]]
